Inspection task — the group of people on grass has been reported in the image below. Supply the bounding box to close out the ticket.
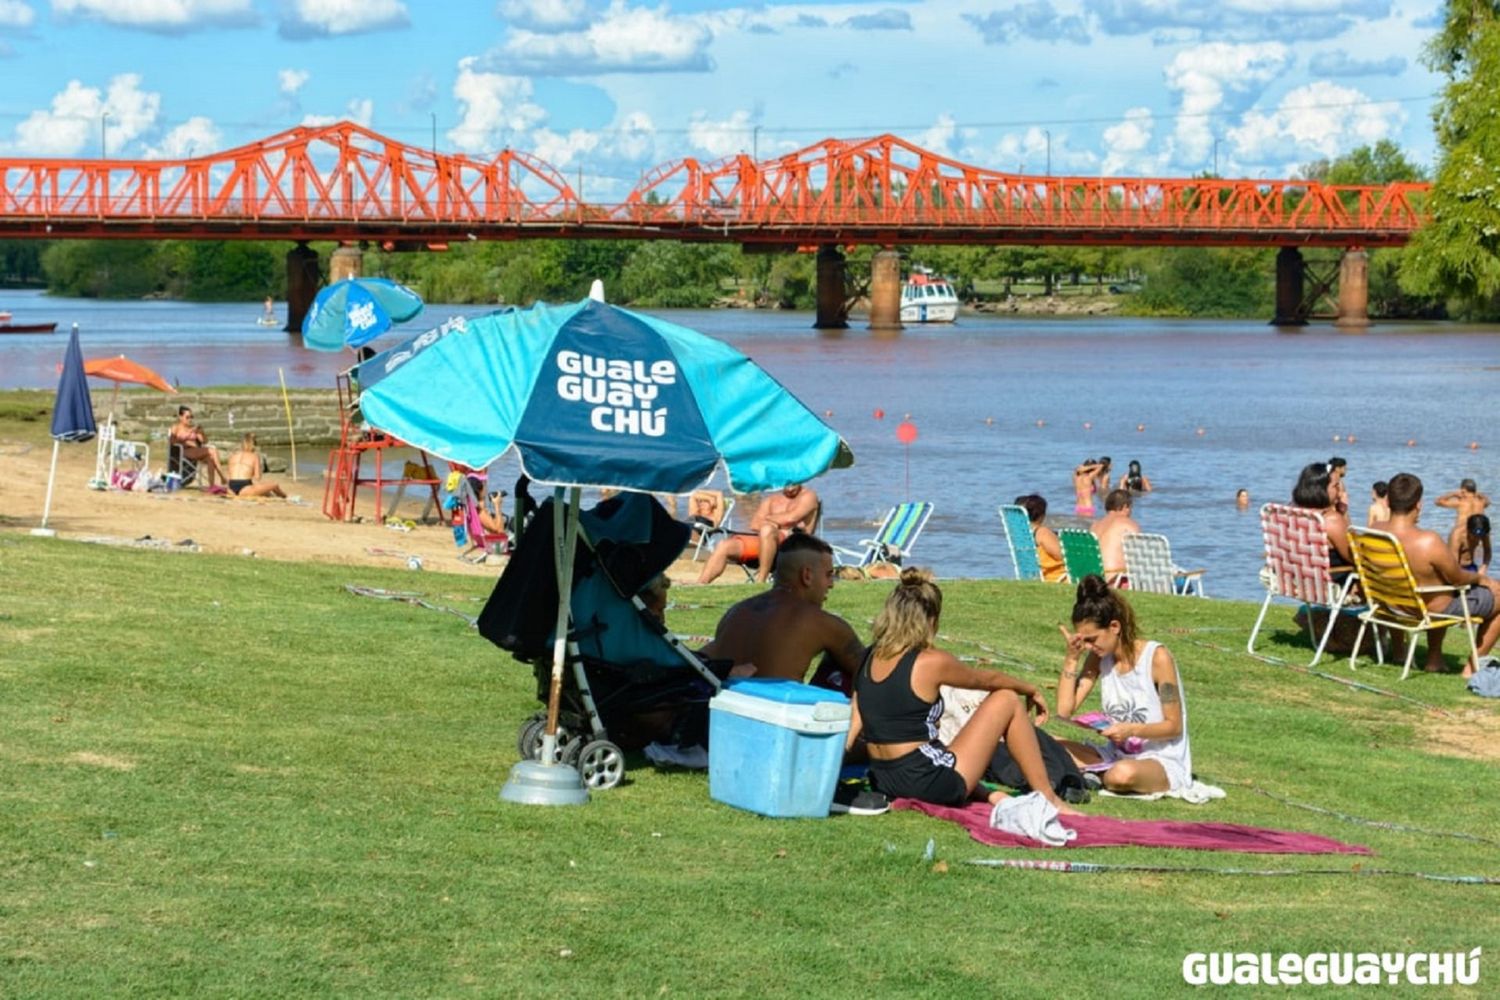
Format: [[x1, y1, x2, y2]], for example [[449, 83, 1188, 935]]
[[698, 530, 1191, 814], [1292, 459, 1498, 676]]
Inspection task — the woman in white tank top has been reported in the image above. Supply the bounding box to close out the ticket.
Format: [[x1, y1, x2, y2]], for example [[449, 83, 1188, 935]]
[[1054, 575, 1192, 794]]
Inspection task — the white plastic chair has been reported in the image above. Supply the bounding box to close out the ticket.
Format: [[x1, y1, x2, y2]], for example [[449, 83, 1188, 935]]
[[1122, 533, 1206, 597]]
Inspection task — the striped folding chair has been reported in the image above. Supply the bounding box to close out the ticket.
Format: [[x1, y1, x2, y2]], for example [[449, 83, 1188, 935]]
[[832, 502, 934, 571], [1347, 527, 1481, 680], [1247, 503, 1361, 666], [1122, 533, 1206, 597], [998, 504, 1043, 581], [1058, 528, 1108, 584]]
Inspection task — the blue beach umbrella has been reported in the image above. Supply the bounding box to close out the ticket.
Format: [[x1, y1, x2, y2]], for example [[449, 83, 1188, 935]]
[[35, 323, 97, 534], [356, 293, 852, 804], [356, 298, 852, 493], [301, 277, 424, 352]]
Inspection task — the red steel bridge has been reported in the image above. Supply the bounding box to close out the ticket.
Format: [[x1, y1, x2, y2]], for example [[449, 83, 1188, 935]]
[[0, 121, 1429, 248]]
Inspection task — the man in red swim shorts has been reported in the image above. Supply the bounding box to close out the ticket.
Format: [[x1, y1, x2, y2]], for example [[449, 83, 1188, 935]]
[[696, 483, 820, 584]]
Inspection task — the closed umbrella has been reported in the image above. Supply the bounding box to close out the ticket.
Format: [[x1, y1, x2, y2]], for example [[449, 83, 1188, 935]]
[[301, 277, 424, 352], [33, 324, 97, 536], [356, 291, 852, 804]]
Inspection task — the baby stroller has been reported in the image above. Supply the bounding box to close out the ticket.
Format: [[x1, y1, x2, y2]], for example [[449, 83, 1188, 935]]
[[478, 492, 728, 789]]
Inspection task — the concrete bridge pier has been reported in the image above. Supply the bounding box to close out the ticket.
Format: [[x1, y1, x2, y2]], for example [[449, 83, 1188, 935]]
[[813, 245, 849, 331], [1272, 247, 1306, 327], [284, 242, 321, 334], [330, 245, 364, 283], [868, 249, 903, 336], [1333, 248, 1370, 331]]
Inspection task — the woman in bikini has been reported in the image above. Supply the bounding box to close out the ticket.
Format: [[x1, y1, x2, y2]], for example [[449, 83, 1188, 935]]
[[168, 405, 226, 487], [1455, 514, 1491, 575], [224, 433, 286, 499], [1072, 458, 1104, 516], [1055, 575, 1192, 795], [1293, 462, 1352, 580], [846, 568, 1079, 813]]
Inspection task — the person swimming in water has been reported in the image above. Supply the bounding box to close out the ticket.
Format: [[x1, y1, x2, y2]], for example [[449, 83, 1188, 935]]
[[1117, 459, 1153, 494]]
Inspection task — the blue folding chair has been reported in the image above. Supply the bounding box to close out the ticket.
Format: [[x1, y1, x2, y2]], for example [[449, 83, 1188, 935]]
[[832, 502, 934, 571], [998, 504, 1043, 581]]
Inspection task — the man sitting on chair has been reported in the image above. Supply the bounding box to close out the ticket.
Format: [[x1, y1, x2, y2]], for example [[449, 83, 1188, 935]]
[[1090, 489, 1140, 583], [1371, 473, 1500, 676], [700, 532, 865, 684], [696, 483, 819, 585]]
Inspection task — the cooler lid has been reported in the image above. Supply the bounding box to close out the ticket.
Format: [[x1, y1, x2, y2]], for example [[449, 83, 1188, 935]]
[[723, 677, 850, 706]]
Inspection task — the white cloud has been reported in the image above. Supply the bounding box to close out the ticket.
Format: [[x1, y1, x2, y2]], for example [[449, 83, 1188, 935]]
[[919, 113, 958, 158], [497, 0, 589, 31], [4, 73, 160, 155], [1227, 79, 1403, 168], [687, 108, 753, 159], [529, 126, 601, 168], [1101, 107, 1154, 175], [484, 0, 712, 75], [0, 1, 35, 29], [279, 0, 407, 39], [1164, 41, 1290, 167], [301, 97, 374, 129], [448, 57, 547, 152], [51, 0, 255, 33], [143, 115, 220, 158], [278, 68, 310, 95], [1095, 0, 1393, 42]]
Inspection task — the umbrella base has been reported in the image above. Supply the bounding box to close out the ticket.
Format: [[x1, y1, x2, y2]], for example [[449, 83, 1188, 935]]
[[29, 527, 56, 537], [499, 758, 590, 806]]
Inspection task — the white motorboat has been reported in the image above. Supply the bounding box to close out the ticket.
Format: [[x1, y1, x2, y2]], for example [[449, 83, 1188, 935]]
[[900, 267, 960, 323]]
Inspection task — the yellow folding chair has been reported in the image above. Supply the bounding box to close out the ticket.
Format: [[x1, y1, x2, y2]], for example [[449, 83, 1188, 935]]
[[1346, 527, 1481, 679]]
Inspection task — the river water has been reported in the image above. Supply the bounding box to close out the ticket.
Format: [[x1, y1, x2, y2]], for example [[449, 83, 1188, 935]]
[[2, 287, 1495, 601]]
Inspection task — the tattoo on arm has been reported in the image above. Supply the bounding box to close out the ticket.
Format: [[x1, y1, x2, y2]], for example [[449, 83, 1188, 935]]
[[1157, 681, 1180, 706], [1062, 668, 1080, 680]]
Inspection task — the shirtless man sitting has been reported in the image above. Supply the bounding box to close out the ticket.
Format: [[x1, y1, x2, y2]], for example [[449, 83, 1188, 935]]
[[1436, 478, 1490, 555], [1090, 489, 1139, 583], [1372, 473, 1500, 676], [700, 532, 866, 684], [696, 483, 820, 585]]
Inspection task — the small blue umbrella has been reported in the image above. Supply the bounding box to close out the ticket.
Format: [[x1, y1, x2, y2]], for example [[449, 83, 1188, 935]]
[[356, 293, 852, 803], [356, 298, 852, 494], [301, 277, 424, 352], [36, 323, 97, 533]]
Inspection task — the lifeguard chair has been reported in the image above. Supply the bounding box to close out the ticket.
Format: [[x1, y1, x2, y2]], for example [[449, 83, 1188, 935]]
[[322, 370, 442, 523]]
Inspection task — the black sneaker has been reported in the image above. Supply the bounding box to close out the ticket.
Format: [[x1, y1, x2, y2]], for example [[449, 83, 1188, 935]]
[[1082, 772, 1103, 793], [831, 782, 890, 816]]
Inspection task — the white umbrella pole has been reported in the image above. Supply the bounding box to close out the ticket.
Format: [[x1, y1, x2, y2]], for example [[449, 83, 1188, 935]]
[[32, 440, 61, 536], [540, 486, 582, 763]]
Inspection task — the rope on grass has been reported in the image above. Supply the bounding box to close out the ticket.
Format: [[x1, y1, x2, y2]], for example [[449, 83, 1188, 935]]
[[344, 584, 478, 628], [1215, 778, 1500, 847], [964, 857, 1500, 885], [1184, 638, 1453, 718]]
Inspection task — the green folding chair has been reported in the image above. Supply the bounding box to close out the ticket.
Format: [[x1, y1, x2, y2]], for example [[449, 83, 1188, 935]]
[[1058, 528, 1105, 584]]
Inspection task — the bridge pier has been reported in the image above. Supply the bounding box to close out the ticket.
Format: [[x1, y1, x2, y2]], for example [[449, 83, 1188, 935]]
[[330, 245, 364, 283], [1272, 247, 1306, 327], [284, 242, 321, 334], [1333, 248, 1370, 331], [813, 245, 849, 331], [868, 249, 903, 336]]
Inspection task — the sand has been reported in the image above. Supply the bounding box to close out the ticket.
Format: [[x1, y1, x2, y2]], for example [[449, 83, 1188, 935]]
[[0, 438, 722, 584]]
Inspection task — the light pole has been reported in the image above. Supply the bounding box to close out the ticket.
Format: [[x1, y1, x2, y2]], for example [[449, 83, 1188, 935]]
[[1043, 129, 1051, 175], [430, 111, 437, 158], [100, 110, 109, 159], [752, 125, 760, 161], [1213, 137, 1221, 176]]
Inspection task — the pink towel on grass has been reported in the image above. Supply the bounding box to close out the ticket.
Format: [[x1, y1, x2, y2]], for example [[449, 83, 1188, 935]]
[[896, 799, 1370, 855]]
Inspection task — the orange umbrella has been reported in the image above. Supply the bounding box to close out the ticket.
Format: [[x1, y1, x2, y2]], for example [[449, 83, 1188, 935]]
[[84, 355, 175, 392], [82, 355, 176, 424]]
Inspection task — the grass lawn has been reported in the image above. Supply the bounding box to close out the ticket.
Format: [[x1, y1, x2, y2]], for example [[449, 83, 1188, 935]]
[[2, 535, 1497, 998]]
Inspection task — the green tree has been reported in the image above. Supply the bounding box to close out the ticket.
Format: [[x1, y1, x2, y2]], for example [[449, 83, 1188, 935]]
[[41, 240, 168, 298], [1400, 3, 1500, 314], [619, 241, 737, 307], [1122, 246, 1274, 317]]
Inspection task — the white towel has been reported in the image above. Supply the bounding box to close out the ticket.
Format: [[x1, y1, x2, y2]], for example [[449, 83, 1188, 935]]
[[988, 792, 1076, 847], [1099, 779, 1227, 804]]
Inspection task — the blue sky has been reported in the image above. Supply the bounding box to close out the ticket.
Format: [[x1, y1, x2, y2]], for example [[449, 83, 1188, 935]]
[[0, 1, 1444, 200]]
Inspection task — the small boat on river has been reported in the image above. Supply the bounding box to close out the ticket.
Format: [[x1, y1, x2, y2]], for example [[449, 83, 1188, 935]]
[[900, 267, 960, 324], [0, 311, 57, 334]]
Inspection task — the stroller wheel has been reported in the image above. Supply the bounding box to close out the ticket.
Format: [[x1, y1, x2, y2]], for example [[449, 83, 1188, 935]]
[[516, 719, 545, 758], [520, 722, 573, 762], [576, 739, 625, 790]]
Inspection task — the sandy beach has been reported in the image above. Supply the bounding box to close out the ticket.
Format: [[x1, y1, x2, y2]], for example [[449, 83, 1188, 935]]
[[0, 439, 719, 582]]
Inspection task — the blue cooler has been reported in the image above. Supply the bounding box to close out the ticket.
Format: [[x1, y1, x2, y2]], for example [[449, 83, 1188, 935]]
[[708, 678, 851, 818]]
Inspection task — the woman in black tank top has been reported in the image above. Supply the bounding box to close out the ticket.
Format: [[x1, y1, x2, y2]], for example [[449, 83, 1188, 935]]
[[848, 568, 1080, 813]]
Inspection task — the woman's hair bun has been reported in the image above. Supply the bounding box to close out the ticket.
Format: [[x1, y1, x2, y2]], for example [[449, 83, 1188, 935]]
[[899, 566, 933, 587], [1076, 573, 1111, 601]]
